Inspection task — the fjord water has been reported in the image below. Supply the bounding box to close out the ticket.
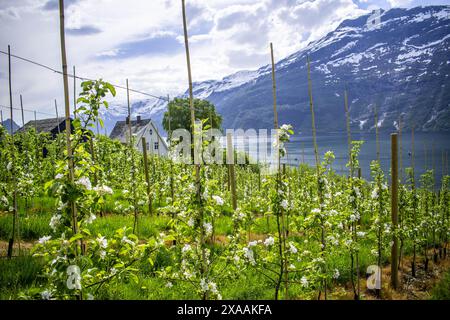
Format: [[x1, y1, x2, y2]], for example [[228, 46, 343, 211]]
[[282, 132, 450, 186]]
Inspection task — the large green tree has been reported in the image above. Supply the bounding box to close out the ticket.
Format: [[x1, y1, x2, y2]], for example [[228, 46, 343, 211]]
[[163, 98, 222, 139]]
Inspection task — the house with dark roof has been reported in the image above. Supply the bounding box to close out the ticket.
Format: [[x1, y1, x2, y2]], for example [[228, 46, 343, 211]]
[[110, 116, 168, 156], [16, 117, 73, 138]]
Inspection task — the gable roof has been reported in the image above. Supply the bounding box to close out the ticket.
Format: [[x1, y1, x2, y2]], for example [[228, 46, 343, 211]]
[[110, 118, 168, 150], [16, 117, 68, 134], [109, 119, 152, 139]]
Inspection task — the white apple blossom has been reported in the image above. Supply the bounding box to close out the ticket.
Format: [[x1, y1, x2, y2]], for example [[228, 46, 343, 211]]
[[301, 276, 309, 288], [182, 244, 191, 254], [289, 242, 298, 254], [76, 176, 92, 190], [41, 290, 52, 300], [96, 236, 108, 249], [203, 222, 213, 235], [121, 236, 135, 246], [333, 269, 340, 279], [38, 235, 51, 244], [49, 214, 62, 232], [212, 195, 224, 206], [243, 247, 256, 265], [264, 237, 275, 247], [371, 188, 379, 199], [85, 213, 97, 224], [94, 185, 113, 195], [357, 231, 366, 238], [248, 240, 258, 247]]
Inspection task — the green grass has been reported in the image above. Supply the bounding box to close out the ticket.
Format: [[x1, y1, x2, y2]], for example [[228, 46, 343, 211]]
[[90, 214, 172, 238], [431, 269, 450, 300], [0, 212, 52, 241], [0, 255, 44, 299]]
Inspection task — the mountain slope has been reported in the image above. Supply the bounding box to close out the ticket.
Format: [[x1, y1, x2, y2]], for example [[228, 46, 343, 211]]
[[1, 119, 20, 134], [107, 5, 450, 134]]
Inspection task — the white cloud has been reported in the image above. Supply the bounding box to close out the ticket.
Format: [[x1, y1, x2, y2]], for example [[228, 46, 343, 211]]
[[386, 0, 413, 7]]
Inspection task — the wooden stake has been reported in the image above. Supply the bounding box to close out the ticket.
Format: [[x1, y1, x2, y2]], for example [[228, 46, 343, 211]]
[[182, 0, 207, 300], [54, 99, 61, 134], [142, 137, 153, 215], [20, 95, 25, 127], [271, 43, 288, 300], [411, 126, 417, 277], [446, 151, 448, 176], [432, 143, 436, 189], [391, 133, 399, 290], [126, 80, 139, 234], [227, 133, 237, 210], [126, 79, 132, 145], [301, 141, 305, 164], [270, 43, 279, 134], [7, 45, 19, 259], [73, 65, 77, 119], [344, 90, 352, 176], [89, 138, 97, 185], [398, 116, 404, 270], [411, 126, 415, 170], [168, 95, 174, 204], [424, 143, 428, 171], [398, 116, 403, 183], [58, 0, 78, 240], [307, 56, 319, 169], [307, 55, 327, 299], [0, 110, 3, 124], [375, 105, 380, 162], [34, 111, 37, 132]]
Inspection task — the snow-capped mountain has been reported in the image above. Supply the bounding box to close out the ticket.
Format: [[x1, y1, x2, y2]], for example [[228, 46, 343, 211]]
[[105, 5, 450, 134], [101, 97, 168, 135]]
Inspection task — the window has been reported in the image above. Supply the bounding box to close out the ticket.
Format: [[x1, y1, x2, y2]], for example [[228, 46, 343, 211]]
[[146, 142, 150, 150], [154, 141, 159, 150], [149, 129, 153, 135]]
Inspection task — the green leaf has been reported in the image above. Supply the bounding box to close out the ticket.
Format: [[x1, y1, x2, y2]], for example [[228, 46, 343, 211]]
[[69, 233, 84, 243], [105, 83, 116, 97]]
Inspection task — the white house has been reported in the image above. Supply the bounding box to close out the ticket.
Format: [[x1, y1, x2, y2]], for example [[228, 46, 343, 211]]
[[110, 116, 169, 156]]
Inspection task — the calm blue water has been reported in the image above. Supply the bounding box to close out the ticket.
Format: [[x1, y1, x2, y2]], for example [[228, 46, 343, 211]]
[[282, 132, 450, 186]]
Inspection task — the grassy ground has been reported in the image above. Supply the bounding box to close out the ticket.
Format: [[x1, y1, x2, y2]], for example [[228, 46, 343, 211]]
[[0, 196, 448, 300]]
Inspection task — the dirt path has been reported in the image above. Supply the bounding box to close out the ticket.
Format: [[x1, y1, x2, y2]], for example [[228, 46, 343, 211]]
[[331, 250, 450, 300], [0, 240, 35, 257]]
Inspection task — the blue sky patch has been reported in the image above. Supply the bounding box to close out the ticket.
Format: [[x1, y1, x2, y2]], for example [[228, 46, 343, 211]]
[[99, 34, 183, 59], [66, 25, 102, 36]]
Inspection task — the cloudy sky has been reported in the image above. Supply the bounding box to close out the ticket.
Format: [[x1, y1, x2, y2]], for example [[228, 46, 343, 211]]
[[0, 0, 448, 122]]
